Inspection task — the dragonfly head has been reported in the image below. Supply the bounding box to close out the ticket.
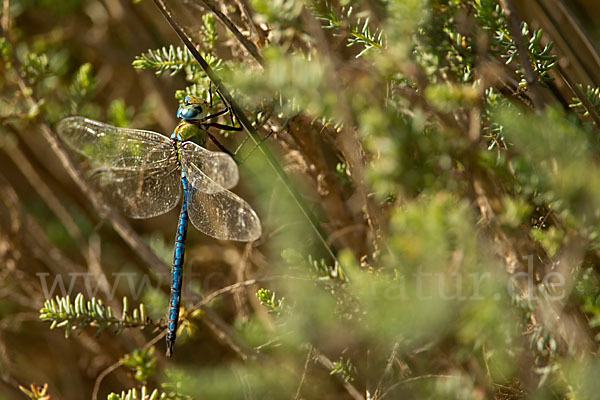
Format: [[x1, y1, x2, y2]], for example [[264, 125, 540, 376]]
[[177, 95, 207, 121]]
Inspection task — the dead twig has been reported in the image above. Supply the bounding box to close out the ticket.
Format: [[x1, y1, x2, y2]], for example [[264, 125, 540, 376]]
[[1, 129, 87, 252], [200, 307, 256, 361], [311, 345, 365, 400], [372, 342, 399, 400], [186, 0, 263, 65], [501, 0, 546, 111], [556, 63, 600, 128], [92, 359, 122, 400], [294, 346, 313, 400]]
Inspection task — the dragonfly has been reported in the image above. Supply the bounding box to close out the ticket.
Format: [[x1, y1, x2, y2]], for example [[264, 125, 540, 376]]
[[57, 95, 262, 357]]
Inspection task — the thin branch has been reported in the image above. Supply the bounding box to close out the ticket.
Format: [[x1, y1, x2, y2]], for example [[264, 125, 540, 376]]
[[294, 346, 313, 400], [380, 374, 458, 399], [311, 346, 365, 400], [87, 233, 113, 304], [372, 342, 399, 400], [146, 329, 168, 351], [233, 242, 253, 320], [301, 8, 384, 252], [501, 0, 546, 111], [190, 275, 310, 311], [186, 0, 263, 66], [201, 307, 256, 361], [542, 0, 600, 78], [556, 63, 600, 128], [232, 0, 267, 45], [2, 128, 87, 250], [0, 312, 40, 330], [0, 172, 84, 277], [92, 326, 167, 400], [0, 171, 21, 234], [1, 0, 9, 33], [92, 359, 122, 400], [195, 278, 259, 309]]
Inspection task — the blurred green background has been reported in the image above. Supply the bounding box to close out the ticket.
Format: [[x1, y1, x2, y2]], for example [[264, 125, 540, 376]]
[[3, 0, 600, 399]]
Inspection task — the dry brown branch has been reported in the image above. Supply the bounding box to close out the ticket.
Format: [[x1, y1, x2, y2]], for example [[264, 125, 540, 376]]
[[92, 359, 123, 400], [200, 306, 256, 360], [556, 63, 600, 127], [311, 345, 366, 400], [501, 0, 546, 111], [186, 0, 264, 65], [231, 0, 267, 45], [301, 8, 385, 253], [371, 342, 399, 400], [1, 129, 87, 250]]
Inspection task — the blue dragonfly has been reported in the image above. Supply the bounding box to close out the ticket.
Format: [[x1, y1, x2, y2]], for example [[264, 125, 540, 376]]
[[57, 95, 261, 356]]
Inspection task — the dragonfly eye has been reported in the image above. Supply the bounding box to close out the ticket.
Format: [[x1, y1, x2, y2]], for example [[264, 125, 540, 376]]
[[177, 103, 205, 121]]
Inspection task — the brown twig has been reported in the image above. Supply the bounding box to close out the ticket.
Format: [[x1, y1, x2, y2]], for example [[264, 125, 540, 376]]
[[92, 359, 122, 400], [233, 242, 253, 320], [501, 0, 546, 111], [2, 129, 87, 251], [301, 8, 384, 254], [1, 0, 9, 33], [0, 173, 85, 279], [196, 278, 259, 309], [294, 346, 313, 400], [190, 274, 310, 311], [201, 307, 255, 360], [556, 63, 600, 128], [380, 374, 458, 399], [0, 171, 21, 235], [311, 345, 365, 400], [372, 342, 399, 400], [186, 0, 263, 66], [231, 0, 267, 45]]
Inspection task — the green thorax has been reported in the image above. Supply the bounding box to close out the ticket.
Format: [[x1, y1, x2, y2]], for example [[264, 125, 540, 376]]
[[173, 121, 207, 145]]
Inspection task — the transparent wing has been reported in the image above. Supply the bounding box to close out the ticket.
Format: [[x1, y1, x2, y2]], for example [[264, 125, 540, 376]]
[[181, 158, 261, 242], [57, 116, 174, 166], [57, 116, 181, 218], [91, 163, 182, 218], [180, 141, 238, 190]]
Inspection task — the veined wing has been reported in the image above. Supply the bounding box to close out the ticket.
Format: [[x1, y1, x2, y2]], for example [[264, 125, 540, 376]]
[[92, 163, 182, 218], [57, 116, 181, 218], [57, 117, 173, 167], [180, 141, 238, 190], [181, 159, 261, 242]]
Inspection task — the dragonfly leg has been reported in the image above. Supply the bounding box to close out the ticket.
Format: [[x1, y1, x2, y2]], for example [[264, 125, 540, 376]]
[[201, 108, 229, 121], [237, 129, 275, 163], [200, 84, 232, 122], [231, 111, 279, 160], [205, 122, 243, 131], [196, 87, 242, 128], [231, 109, 273, 157], [166, 174, 190, 357], [214, 88, 241, 129], [236, 130, 275, 164], [207, 132, 236, 160]]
